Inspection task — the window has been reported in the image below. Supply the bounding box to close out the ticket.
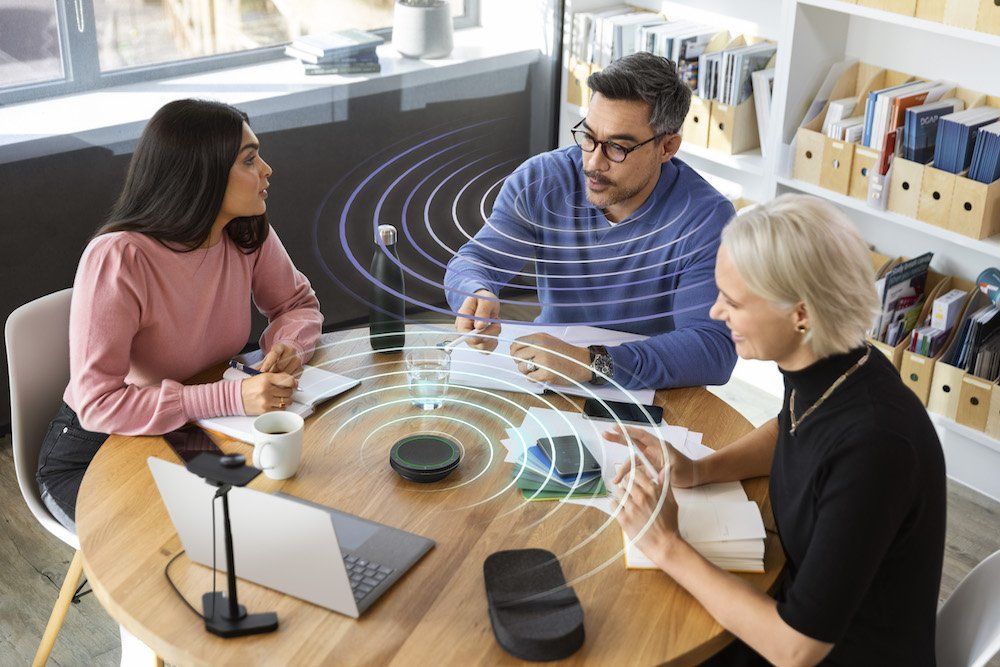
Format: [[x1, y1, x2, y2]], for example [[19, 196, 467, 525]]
[[1, 0, 476, 104], [0, 0, 64, 87]]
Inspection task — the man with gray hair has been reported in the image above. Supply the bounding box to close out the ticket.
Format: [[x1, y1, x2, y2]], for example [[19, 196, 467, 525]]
[[444, 52, 737, 390]]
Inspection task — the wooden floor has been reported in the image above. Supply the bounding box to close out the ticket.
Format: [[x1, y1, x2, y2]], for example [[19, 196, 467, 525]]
[[3, 426, 999, 665]]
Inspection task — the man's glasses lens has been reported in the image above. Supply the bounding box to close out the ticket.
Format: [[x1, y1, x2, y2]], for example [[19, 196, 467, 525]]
[[572, 130, 627, 163]]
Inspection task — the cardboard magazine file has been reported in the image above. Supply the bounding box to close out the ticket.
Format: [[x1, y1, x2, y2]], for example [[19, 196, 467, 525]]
[[948, 174, 1000, 239], [887, 157, 926, 218], [900, 277, 977, 405], [566, 56, 592, 108], [683, 96, 713, 148], [983, 383, 1000, 439], [915, 0, 946, 22], [934, 95, 1000, 238], [927, 290, 990, 418], [917, 164, 959, 228], [869, 269, 946, 370], [820, 66, 914, 195], [887, 89, 984, 216], [792, 62, 908, 189], [708, 96, 760, 154], [944, 0, 1000, 35], [850, 146, 881, 200], [858, 0, 917, 15], [681, 31, 730, 149], [956, 373, 996, 431]]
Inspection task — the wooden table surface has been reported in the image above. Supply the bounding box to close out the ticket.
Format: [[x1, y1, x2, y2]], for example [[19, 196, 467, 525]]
[[76, 326, 783, 666]]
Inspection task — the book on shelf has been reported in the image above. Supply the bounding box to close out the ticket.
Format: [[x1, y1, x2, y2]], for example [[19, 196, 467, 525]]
[[291, 29, 383, 58], [304, 62, 382, 76], [284, 45, 379, 66], [902, 98, 965, 164]]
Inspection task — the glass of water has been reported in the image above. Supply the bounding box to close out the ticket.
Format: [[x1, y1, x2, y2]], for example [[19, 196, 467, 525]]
[[405, 347, 451, 410]]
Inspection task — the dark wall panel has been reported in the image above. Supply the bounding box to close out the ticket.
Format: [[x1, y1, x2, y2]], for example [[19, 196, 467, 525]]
[[1, 70, 534, 432]]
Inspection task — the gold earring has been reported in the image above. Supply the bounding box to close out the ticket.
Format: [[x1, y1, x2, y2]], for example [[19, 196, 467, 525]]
[[797, 324, 808, 334]]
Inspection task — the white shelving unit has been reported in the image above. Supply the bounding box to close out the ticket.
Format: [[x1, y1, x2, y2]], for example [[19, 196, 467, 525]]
[[557, 0, 1000, 501]]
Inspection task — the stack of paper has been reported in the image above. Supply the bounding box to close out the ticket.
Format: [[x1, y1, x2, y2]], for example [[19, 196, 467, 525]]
[[969, 121, 1000, 184], [447, 323, 655, 404], [500, 408, 766, 573], [932, 107, 1000, 174], [510, 442, 607, 501]]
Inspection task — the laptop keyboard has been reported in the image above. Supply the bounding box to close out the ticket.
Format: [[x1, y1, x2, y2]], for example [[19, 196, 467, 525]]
[[342, 552, 395, 602]]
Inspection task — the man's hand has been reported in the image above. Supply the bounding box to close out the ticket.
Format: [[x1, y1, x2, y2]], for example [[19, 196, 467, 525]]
[[509, 333, 591, 384], [455, 289, 501, 352], [258, 342, 303, 376]]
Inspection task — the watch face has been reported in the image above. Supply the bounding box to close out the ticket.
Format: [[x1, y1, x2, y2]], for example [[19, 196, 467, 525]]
[[590, 347, 613, 385]]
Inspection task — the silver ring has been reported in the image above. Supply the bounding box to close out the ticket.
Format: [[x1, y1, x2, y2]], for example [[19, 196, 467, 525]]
[[522, 361, 538, 374]]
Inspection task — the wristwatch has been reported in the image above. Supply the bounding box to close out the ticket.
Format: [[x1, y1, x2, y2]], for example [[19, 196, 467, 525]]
[[588, 345, 613, 385]]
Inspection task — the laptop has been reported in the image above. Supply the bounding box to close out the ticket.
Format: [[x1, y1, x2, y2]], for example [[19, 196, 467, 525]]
[[148, 457, 434, 618]]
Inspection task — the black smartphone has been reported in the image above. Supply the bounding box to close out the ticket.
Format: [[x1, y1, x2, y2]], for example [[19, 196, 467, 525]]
[[582, 398, 664, 425], [163, 425, 223, 463], [536, 435, 601, 476]]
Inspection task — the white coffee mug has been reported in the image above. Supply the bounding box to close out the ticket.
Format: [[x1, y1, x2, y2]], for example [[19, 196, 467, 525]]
[[251, 411, 304, 480]]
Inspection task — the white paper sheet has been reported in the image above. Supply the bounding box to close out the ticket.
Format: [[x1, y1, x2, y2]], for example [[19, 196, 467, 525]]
[[447, 324, 656, 404]]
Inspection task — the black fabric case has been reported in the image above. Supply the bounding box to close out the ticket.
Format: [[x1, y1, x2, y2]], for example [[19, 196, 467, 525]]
[[482, 549, 584, 661]]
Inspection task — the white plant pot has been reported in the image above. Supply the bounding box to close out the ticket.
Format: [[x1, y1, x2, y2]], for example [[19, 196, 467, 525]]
[[392, 0, 454, 59]]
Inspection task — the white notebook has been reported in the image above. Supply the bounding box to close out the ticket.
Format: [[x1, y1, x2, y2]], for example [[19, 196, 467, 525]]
[[197, 362, 358, 442]]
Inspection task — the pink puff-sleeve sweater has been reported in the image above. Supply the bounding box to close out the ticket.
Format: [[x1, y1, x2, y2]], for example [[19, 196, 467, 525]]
[[63, 226, 322, 435]]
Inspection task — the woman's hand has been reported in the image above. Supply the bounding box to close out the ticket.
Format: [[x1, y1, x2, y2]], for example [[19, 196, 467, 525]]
[[613, 458, 682, 560], [259, 342, 303, 376], [603, 425, 703, 488], [240, 372, 297, 415]]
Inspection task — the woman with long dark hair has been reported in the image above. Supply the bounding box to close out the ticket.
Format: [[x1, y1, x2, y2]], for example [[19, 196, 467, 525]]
[[36, 99, 323, 532]]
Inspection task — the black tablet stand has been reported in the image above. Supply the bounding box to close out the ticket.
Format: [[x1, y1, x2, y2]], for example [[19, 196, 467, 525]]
[[186, 453, 278, 638]]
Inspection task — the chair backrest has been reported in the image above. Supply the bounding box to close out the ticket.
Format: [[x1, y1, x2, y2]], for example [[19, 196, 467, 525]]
[[4, 288, 78, 548], [937, 549, 1000, 667]]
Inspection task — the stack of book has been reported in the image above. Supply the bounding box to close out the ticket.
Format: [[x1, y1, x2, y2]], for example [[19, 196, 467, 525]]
[[510, 440, 607, 501], [285, 28, 384, 76]]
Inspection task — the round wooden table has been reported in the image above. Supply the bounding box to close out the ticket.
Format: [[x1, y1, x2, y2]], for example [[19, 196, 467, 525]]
[[77, 327, 783, 666]]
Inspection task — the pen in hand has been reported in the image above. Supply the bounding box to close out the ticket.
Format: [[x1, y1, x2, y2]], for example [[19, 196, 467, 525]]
[[229, 358, 262, 376]]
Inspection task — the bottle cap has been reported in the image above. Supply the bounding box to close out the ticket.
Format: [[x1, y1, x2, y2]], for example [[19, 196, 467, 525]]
[[377, 224, 397, 246]]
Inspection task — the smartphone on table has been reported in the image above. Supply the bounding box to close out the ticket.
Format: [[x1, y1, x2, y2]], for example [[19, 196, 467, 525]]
[[582, 398, 664, 425], [536, 435, 601, 476], [163, 425, 223, 463]]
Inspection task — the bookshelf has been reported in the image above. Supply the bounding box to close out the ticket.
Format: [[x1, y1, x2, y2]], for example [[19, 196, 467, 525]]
[[557, 0, 1000, 500]]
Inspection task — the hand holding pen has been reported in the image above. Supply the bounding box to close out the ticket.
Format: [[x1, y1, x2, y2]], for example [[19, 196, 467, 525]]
[[231, 356, 298, 414]]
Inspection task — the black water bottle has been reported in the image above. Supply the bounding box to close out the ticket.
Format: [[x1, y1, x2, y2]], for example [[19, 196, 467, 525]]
[[369, 224, 406, 352]]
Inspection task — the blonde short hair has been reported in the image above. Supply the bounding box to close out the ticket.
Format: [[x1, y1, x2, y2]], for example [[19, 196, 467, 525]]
[[721, 194, 879, 358]]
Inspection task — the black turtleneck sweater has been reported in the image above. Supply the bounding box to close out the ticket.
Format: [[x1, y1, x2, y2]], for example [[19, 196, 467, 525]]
[[771, 345, 946, 665]]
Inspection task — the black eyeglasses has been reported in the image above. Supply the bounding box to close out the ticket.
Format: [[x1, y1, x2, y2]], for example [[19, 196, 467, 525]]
[[571, 119, 667, 163]]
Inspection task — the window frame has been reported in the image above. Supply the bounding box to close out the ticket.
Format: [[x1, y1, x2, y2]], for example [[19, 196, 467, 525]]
[[0, 0, 480, 106]]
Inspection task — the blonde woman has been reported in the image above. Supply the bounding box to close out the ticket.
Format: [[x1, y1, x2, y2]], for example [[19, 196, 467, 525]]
[[606, 194, 945, 666]]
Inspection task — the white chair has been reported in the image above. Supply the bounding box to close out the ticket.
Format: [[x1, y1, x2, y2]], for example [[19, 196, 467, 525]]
[[5, 288, 82, 666], [937, 548, 1000, 667]]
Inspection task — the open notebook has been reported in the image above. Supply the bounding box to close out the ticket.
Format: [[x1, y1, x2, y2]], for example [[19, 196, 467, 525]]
[[553, 421, 767, 574], [448, 323, 655, 404], [197, 352, 359, 442]]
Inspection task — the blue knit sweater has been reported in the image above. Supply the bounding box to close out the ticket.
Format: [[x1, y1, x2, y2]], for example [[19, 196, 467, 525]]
[[444, 146, 737, 389]]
